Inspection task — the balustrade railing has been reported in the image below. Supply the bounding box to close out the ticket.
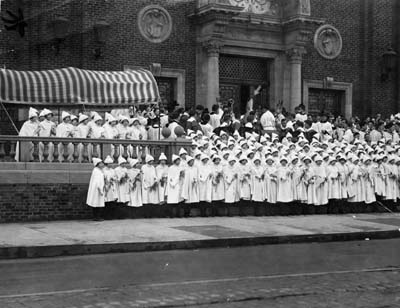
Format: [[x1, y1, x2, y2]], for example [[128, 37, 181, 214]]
[[0, 135, 191, 164]]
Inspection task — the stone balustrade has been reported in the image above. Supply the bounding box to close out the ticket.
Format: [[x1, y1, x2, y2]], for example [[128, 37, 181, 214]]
[[0, 135, 191, 164]]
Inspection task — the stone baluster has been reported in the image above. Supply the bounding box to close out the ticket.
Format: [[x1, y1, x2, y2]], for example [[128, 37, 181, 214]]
[[53, 141, 59, 162], [0, 142, 5, 161], [9, 141, 16, 162], [92, 143, 99, 158], [122, 144, 128, 160], [82, 142, 89, 163], [113, 143, 120, 162], [62, 142, 69, 163], [32, 140, 40, 162], [72, 142, 80, 163], [42, 141, 50, 162]]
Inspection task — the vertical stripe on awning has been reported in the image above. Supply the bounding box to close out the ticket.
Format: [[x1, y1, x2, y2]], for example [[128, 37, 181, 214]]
[[0, 67, 160, 105]]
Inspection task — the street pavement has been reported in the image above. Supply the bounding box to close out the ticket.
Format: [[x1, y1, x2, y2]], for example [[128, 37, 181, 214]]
[[0, 239, 400, 307], [1, 213, 400, 258]]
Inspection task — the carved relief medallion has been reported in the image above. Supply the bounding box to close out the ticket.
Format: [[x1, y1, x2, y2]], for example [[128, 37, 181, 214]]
[[314, 25, 343, 60], [228, 0, 280, 15], [138, 5, 172, 43]]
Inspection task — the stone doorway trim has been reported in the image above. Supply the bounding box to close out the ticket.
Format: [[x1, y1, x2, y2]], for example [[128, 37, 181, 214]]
[[303, 79, 353, 118], [124, 65, 186, 107]]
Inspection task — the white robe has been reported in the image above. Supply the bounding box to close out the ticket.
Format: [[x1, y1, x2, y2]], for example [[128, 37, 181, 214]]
[[16, 120, 39, 161], [363, 165, 376, 204], [264, 165, 278, 203], [141, 164, 160, 204], [326, 165, 341, 200], [238, 163, 251, 200], [181, 165, 200, 204], [86, 167, 105, 208], [223, 165, 239, 203], [313, 165, 328, 205], [211, 163, 225, 201], [198, 163, 212, 202], [114, 166, 130, 203], [276, 166, 293, 203], [348, 163, 365, 203], [251, 165, 265, 202], [156, 164, 169, 203], [166, 165, 182, 204], [103, 167, 118, 202], [127, 168, 143, 207]]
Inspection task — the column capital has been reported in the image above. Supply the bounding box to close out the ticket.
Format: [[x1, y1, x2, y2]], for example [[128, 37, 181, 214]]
[[202, 40, 222, 57], [286, 47, 307, 63]]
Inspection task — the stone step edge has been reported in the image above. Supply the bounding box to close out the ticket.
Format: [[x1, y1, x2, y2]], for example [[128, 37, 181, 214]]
[[1, 229, 399, 259]]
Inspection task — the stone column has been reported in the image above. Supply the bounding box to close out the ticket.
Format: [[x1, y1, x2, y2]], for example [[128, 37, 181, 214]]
[[203, 40, 221, 110], [286, 47, 306, 113]]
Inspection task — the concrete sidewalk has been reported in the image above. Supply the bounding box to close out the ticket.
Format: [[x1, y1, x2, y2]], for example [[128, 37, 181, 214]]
[[1, 213, 400, 259]]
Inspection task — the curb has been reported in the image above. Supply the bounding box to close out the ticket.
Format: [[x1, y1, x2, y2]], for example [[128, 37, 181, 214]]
[[1, 229, 400, 259]]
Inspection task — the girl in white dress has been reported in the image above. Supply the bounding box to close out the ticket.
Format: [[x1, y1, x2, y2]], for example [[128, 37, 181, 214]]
[[276, 157, 293, 204], [223, 156, 240, 204]]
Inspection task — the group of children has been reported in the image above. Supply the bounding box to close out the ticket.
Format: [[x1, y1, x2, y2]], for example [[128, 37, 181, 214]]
[[87, 128, 400, 219]]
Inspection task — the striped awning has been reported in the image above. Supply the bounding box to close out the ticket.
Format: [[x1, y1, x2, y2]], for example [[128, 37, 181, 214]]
[[0, 67, 160, 106]]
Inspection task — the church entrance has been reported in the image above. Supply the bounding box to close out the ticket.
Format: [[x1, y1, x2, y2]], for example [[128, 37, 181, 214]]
[[308, 88, 345, 116], [219, 55, 270, 116]]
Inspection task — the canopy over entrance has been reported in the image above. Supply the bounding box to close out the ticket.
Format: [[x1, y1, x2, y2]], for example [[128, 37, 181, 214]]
[[0, 67, 160, 106]]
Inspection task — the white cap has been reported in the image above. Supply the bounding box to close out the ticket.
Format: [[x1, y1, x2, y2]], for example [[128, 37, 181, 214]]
[[179, 148, 188, 156], [70, 114, 78, 121], [92, 157, 102, 167], [79, 113, 89, 123], [128, 158, 139, 167], [118, 156, 127, 165], [28, 107, 38, 119], [145, 154, 154, 163], [61, 111, 70, 120], [159, 153, 167, 161], [104, 155, 113, 164], [172, 154, 180, 162], [42, 108, 53, 116]]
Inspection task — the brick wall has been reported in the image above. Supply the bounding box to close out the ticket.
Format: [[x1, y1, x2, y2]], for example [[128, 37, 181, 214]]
[[0, 184, 91, 222], [303, 0, 397, 118]]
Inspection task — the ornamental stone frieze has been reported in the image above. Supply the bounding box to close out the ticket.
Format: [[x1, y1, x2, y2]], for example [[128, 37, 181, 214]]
[[286, 47, 307, 63], [227, 0, 280, 16], [202, 40, 222, 56]]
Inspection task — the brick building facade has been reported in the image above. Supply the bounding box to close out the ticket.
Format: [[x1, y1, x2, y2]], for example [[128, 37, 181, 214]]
[[0, 0, 399, 134]]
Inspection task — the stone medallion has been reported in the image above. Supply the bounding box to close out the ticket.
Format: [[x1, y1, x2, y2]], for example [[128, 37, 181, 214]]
[[314, 25, 343, 59], [138, 5, 172, 43]]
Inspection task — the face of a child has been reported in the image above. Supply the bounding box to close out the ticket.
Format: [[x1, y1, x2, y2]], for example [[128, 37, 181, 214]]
[[316, 160, 322, 166], [240, 160, 247, 165], [229, 160, 235, 166], [266, 160, 273, 166], [214, 159, 221, 165], [174, 159, 181, 166], [281, 160, 287, 166], [160, 160, 166, 166], [254, 160, 260, 166], [202, 159, 208, 165], [188, 160, 194, 167]]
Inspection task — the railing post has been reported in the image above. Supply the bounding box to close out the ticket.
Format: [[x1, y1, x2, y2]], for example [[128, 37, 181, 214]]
[[42, 141, 50, 162], [9, 141, 16, 162], [53, 141, 59, 162], [122, 144, 128, 160], [32, 141, 39, 162], [73, 142, 79, 163], [92, 143, 99, 158], [82, 142, 89, 163], [62, 142, 69, 163], [0, 142, 5, 161], [113, 143, 120, 162]]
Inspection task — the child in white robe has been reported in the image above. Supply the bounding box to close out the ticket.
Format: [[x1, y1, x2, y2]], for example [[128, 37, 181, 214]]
[[238, 155, 252, 201], [362, 156, 376, 205], [326, 157, 341, 203], [291, 156, 307, 204], [348, 156, 365, 205], [276, 157, 293, 203], [373, 156, 386, 198], [86, 158, 105, 221], [264, 156, 278, 204], [181, 156, 200, 216], [223, 156, 240, 204], [198, 154, 213, 216], [167, 155, 183, 205], [385, 156, 398, 206], [156, 153, 169, 205], [103, 156, 118, 203], [313, 155, 328, 207], [251, 157, 265, 203], [127, 158, 143, 209], [141, 154, 160, 205], [114, 156, 130, 204], [211, 155, 225, 202]]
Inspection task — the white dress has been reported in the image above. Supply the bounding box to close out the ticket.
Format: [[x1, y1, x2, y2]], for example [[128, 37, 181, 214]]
[[103, 166, 118, 202], [251, 165, 265, 202], [166, 165, 182, 204], [86, 167, 105, 208], [264, 165, 278, 203], [276, 166, 293, 203], [114, 166, 130, 203], [223, 165, 239, 204], [127, 168, 143, 207], [181, 165, 200, 204], [198, 163, 212, 203], [212, 163, 225, 201], [238, 163, 251, 200], [141, 164, 160, 204], [156, 164, 169, 203]]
